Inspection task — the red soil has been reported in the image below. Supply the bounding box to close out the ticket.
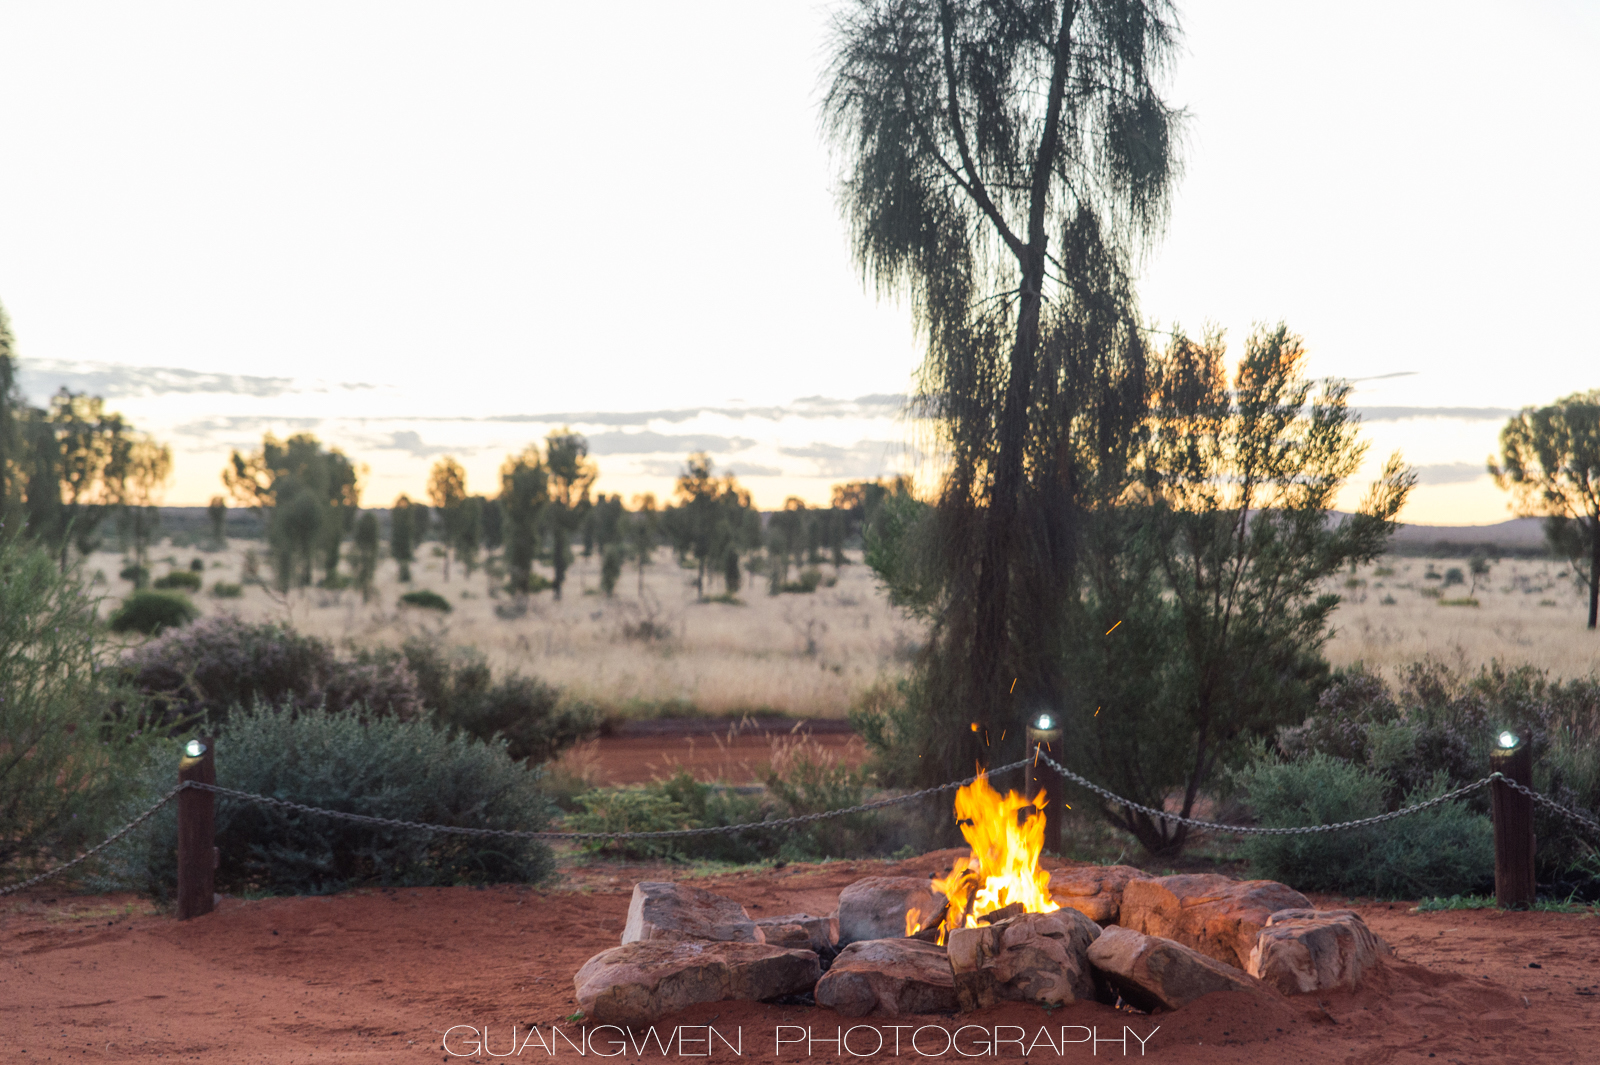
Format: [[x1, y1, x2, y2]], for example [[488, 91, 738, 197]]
[[4, 848, 1597, 1064], [589, 720, 865, 785]]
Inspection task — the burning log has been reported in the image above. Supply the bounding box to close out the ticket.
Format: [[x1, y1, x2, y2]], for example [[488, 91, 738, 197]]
[[926, 769, 1060, 943]]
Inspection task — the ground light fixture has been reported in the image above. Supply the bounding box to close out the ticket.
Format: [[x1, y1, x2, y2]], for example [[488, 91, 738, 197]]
[[1035, 713, 1053, 730], [184, 739, 207, 758], [1497, 731, 1520, 750]]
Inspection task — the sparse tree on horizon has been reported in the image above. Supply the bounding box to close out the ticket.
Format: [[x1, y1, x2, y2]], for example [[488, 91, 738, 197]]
[[544, 429, 595, 600], [1492, 390, 1600, 629], [499, 447, 549, 597], [427, 456, 468, 581], [390, 494, 416, 583], [352, 510, 380, 602]]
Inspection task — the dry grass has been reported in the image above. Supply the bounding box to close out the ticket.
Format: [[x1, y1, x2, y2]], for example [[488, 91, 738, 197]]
[[1324, 556, 1600, 681], [86, 544, 923, 719], [83, 544, 1599, 722]]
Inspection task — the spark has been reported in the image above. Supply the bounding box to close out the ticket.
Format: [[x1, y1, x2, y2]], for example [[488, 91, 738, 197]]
[[1009, 678, 1017, 693], [1105, 620, 1122, 635], [1095, 706, 1100, 717], [999, 729, 1006, 742]]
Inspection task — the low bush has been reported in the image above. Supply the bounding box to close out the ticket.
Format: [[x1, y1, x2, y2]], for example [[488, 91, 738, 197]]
[[119, 563, 149, 586], [1277, 660, 1600, 882], [210, 581, 243, 598], [152, 570, 202, 591], [108, 590, 199, 635], [1235, 753, 1493, 898], [94, 702, 557, 896], [1, 539, 161, 872], [119, 614, 422, 727], [384, 639, 599, 763], [399, 589, 451, 612], [562, 736, 925, 864]]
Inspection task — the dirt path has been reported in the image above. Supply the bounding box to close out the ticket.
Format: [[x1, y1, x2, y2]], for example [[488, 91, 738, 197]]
[[5, 850, 1598, 1063], [587, 719, 863, 785]]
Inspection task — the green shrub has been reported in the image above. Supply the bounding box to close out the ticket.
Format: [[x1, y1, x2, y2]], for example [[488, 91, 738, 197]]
[[385, 639, 598, 763], [108, 590, 199, 635], [118, 563, 149, 586], [567, 787, 704, 859], [0, 539, 162, 874], [399, 589, 451, 612], [94, 702, 556, 897], [152, 570, 202, 591], [779, 568, 823, 594], [1236, 754, 1493, 898], [1279, 661, 1600, 881], [119, 614, 422, 727], [210, 581, 244, 598], [189, 557, 205, 573]]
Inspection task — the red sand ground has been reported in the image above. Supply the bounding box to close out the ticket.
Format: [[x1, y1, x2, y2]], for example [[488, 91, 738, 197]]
[[5, 847, 1598, 1064], [590, 720, 864, 786]]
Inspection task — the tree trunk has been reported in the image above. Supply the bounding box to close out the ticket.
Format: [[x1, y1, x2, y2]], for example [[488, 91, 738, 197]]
[[1589, 515, 1599, 630]]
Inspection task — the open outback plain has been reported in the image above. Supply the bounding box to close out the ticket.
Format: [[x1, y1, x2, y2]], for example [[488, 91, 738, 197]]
[[6, 537, 1597, 1063]]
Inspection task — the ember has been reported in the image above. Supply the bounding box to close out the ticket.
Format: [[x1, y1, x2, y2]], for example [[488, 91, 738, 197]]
[[914, 769, 1059, 943]]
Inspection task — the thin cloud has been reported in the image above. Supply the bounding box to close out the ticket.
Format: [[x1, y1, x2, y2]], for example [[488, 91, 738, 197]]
[[778, 439, 913, 478], [635, 458, 784, 478], [16, 359, 373, 403], [1356, 406, 1518, 422], [584, 431, 757, 456], [1415, 462, 1490, 485]]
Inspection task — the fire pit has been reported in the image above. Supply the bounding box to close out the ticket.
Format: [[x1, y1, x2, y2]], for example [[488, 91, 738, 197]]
[[573, 767, 1394, 1025]]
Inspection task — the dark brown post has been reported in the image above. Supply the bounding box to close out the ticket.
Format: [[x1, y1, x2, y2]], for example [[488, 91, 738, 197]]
[[176, 738, 216, 920], [1490, 739, 1535, 909], [1025, 715, 1063, 856]]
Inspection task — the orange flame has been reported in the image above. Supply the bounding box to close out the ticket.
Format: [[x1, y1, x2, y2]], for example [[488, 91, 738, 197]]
[[928, 768, 1057, 944]]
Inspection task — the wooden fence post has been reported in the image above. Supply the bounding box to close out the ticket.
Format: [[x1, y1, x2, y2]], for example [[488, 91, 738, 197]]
[[1025, 714, 1063, 856], [1490, 736, 1535, 909], [176, 737, 216, 920]]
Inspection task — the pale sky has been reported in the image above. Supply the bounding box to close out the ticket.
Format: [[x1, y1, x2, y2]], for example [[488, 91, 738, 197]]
[[2, 1, 1595, 523]]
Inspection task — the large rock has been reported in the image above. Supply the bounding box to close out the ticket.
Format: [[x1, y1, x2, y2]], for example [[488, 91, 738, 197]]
[[947, 908, 1102, 1010], [755, 914, 837, 954], [1048, 865, 1151, 925], [1119, 874, 1309, 969], [1247, 909, 1390, 994], [575, 941, 820, 1026], [1086, 926, 1273, 1012], [621, 881, 763, 945], [835, 876, 946, 947], [814, 939, 958, 1017]]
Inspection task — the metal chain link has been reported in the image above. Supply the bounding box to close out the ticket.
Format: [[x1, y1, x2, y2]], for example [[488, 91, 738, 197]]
[[1496, 776, 1600, 838], [1037, 752, 1501, 836], [185, 757, 1040, 841], [0, 786, 185, 898], [10, 754, 1600, 898]]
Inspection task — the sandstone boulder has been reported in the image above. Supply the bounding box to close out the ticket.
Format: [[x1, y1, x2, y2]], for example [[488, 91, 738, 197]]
[[1247, 909, 1390, 994], [1119, 874, 1309, 969], [1086, 926, 1273, 1012], [1048, 865, 1151, 925], [575, 940, 820, 1026], [947, 908, 1102, 1010], [835, 877, 946, 947], [621, 881, 763, 946], [755, 913, 838, 954], [814, 939, 958, 1017]]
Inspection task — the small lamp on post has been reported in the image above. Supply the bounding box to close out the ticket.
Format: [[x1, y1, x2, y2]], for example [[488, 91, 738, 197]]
[[176, 737, 217, 920], [1490, 730, 1535, 910], [1025, 711, 1063, 856]]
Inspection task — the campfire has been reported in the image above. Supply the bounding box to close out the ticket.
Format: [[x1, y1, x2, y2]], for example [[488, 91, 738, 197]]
[[907, 769, 1059, 944]]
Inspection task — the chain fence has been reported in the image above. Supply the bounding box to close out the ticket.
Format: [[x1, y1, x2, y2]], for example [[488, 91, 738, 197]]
[[6, 750, 1600, 898]]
